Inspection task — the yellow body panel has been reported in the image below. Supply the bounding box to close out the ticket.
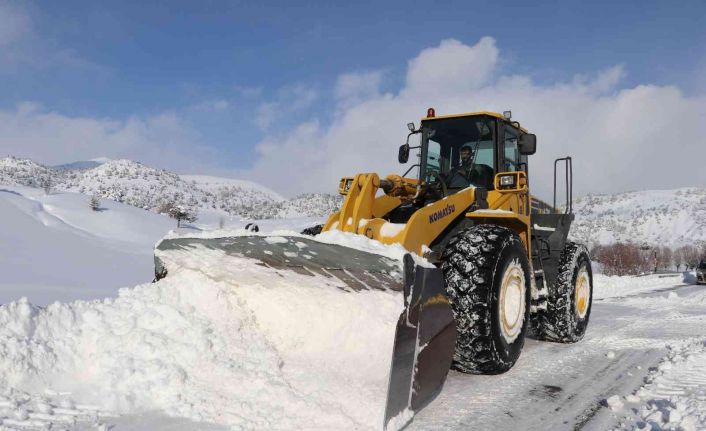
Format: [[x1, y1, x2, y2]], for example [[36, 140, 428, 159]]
[[467, 172, 531, 259], [323, 173, 478, 255], [323, 170, 534, 259]]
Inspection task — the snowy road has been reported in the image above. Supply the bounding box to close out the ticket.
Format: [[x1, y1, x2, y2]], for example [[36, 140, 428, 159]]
[[1, 251, 704, 431], [411, 278, 706, 430]]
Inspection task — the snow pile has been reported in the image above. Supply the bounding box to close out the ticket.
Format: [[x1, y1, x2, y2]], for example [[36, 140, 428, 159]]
[[0, 387, 112, 430], [162, 227, 433, 268], [611, 342, 706, 430], [0, 245, 403, 429]]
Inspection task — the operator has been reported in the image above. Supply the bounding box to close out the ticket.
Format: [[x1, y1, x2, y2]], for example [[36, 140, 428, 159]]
[[446, 143, 495, 189], [447, 143, 475, 188]]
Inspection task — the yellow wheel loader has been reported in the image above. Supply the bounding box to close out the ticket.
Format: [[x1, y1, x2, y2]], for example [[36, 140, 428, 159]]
[[154, 109, 593, 430]]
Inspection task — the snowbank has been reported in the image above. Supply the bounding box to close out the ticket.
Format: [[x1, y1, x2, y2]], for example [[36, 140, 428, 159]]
[[593, 273, 688, 300], [0, 246, 403, 429]]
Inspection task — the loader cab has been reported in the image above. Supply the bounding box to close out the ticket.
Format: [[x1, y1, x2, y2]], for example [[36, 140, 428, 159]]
[[415, 112, 533, 199]]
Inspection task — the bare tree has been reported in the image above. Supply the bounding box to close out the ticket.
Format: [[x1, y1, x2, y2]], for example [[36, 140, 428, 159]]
[[592, 243, 652, 276], [41, 176, 53, 195], [677, 245, 701, 270], [656, 247, 673, 271]]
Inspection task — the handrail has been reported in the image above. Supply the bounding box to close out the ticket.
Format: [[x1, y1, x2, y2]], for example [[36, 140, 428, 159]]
[[553, 157, 573, 214]]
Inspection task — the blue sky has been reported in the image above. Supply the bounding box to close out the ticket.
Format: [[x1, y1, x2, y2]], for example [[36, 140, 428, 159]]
[[1, 0, 705, 196]]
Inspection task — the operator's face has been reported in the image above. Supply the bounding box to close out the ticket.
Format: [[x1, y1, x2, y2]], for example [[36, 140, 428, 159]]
[[460, 148, 472, 163]]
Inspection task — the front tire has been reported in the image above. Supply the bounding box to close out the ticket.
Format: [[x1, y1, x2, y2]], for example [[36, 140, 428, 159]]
[[534, 242, 593, 343], [441, 224, 531, 374]]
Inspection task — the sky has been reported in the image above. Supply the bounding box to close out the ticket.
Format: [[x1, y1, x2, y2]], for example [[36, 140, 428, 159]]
[[0, 0, 705, 198]]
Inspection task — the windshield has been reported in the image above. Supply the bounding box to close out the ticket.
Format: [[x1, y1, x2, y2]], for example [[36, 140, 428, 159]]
[[421, 116, 496, 190], [700, 261, 706, 269]]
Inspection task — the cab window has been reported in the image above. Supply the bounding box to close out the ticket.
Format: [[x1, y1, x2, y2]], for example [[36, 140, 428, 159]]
[[503, 125, 520, 172]]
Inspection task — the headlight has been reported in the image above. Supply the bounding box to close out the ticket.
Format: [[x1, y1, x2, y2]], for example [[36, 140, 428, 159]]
[[499, 175, 516, 187], [338, 177, 355, 195]]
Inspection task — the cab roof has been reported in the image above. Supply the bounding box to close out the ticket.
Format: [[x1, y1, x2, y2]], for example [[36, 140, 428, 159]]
[[421, 111, 528, 133]]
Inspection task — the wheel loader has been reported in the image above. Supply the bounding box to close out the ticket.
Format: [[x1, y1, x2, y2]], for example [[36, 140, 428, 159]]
[[154, 109, 593, 430]]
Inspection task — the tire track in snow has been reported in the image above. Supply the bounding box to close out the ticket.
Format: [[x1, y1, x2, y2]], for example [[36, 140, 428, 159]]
[[410, 281, 706, 430]]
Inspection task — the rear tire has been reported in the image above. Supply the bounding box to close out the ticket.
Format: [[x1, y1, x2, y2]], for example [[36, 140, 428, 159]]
[[534, 242, 593, 343], [441, 224, 531, 374]]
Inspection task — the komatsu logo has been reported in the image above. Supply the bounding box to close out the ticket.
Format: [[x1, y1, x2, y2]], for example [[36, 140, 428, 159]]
[[429, 204, 455, 223]]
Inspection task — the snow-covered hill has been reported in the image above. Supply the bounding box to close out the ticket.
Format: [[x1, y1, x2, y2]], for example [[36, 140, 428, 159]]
[[0, 157, 54, 188], [570, 187, 706, 248], [0, 156, 341, 220], [0, 185, 173, 304], [4, 156, 705, 247], [0, 184, 324, 305], [181, 174, 284, 201]]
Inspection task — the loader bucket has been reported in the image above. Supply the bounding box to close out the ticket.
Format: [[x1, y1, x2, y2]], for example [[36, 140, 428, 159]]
[[153, 235, 456, 428], [154, 235, 403, 291]]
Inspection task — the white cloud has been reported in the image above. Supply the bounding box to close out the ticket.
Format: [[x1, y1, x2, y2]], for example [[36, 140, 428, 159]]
[[244, 37, 706, 200], [334, 71, 383, 108], [0, 103, 218, 172], [571, 65, 626, 94], [404, 37, 498, 99]]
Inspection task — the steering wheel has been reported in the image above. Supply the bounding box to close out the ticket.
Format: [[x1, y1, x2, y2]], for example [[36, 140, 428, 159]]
[[427, 170, 449, 198]]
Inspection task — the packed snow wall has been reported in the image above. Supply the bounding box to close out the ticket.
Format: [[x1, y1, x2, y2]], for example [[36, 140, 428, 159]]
[[0, 241, 405, 429]]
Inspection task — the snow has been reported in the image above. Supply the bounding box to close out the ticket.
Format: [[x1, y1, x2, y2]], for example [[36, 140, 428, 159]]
[[0, 246, 402, 430], [592, 272, 689, 299], [163, 225, 433, 268], [385, 408, 414, 431], [606, 395, 624, 411], [180, 174, 285, 202], [4, 223, 704, 431], [380, 222, 406, 237], [315, 230, 434, 268], [410, 274, 706, 430], [571, 187, 706, 247], [1, 156, 342, 220], [3, 158, 706, 429], [532, 223, 556, 232], [608, 341, 706, 430], [0, 186, 173, 305], [473, 209, 513, 214]]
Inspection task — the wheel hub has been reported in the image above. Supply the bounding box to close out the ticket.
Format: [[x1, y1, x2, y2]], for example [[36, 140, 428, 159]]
[[498, 259, 525, 344], [575, 267, 591, 319]]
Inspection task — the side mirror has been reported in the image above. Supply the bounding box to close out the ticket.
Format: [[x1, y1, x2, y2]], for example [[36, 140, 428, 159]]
[[398, 144, 410, 163], [407, 122, 416, 132], [519, 133, 537, 155]]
